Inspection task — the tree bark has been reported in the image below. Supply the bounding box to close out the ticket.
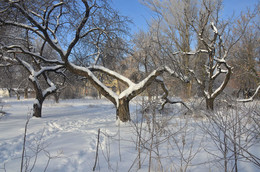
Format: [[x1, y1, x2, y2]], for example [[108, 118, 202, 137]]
[[53, 92, 60, 103], [8, 88, 12, 98], [116, 97, 130, 122], [206, 98, 214, 110], [24, 87, 28, 99], [33, 98, 43, 117]]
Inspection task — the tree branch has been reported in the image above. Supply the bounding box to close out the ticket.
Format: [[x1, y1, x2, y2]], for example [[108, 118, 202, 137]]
[[155, 78, 191, 111], [4, 45, 65, 65], [88, 65, 134, 86], [65, 0, 90, 59], [237, 85, 260, 102]]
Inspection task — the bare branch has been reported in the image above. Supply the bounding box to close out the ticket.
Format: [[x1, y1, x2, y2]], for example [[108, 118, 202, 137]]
[[65, 0, 90, 59], [3, 45, 64, 65], [155, 78, 191, 111]]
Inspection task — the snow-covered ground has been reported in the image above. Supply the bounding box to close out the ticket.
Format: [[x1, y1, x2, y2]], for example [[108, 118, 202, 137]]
[[0, 97, 259, 172]]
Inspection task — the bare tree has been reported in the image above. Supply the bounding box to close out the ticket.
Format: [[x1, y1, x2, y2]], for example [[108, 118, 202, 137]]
[[141, 0, 197, 99], [0, 25, 65, 117], [141, 0, 255, 110], [1, 47, 64, 117]]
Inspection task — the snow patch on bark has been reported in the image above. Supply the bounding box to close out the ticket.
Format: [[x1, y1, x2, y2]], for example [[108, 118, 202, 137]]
[[34, 99, 40, 107]]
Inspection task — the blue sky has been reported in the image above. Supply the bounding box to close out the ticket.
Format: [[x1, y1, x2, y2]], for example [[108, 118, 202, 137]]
[[112, 0, 258, 34]]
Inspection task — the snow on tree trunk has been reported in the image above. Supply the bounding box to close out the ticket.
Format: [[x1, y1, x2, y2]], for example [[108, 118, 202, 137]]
[[33, 99, 43, 117], [116, 97, 130, 122]]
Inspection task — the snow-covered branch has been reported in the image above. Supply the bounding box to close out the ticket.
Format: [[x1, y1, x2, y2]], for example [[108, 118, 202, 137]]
[[13, 53, 63, 117], [0, 52, 18, 64], [68, 63, 119, 106], [211, 68, 227, 80], [211, 59, 230, 80], [0, 20, 45, 40], [211, 64, 232, 99], [164, 66, 189, 83], [188, 69, 203, 85], [0, 63, 11, 67], [171, 49, 209, 56], [119, 67, 165, 100], [118, 66, 189, 101], [42, 77, 57, 97], [35, 65, 64, 78], [237, 85, 260, 102], [88, 65, 134, 86]]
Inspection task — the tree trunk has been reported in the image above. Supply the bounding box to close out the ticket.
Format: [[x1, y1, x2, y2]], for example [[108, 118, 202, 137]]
[[182, 82, 192, 99], [116, 97, 130, 122], [24, 87, 28, 99], [33, 99, 43, 117], [206, 98, 214, 110], [8, 88, 12, 98], [53, 92, 60, 103], [187, 82, 192, 98], [16, 92, 20, 100]]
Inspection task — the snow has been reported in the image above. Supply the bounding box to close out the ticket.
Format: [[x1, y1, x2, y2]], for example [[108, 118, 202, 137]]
[[43, 78, 57, 97], [28, 75, 36, 82], [42, 86, 56, 97], [211, 22, 218, 34], [215, 58, 226, 63], [34, 99, 40, 107], [0, 98, 259, 172], [19, 59, 35, 75], [1, 55, 16, 63], [165, 66, 177, 76]]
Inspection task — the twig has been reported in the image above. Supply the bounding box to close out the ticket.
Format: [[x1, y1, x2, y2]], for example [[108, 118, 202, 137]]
[[93, 128, 101, 171], [20, 116, 31, 172]]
